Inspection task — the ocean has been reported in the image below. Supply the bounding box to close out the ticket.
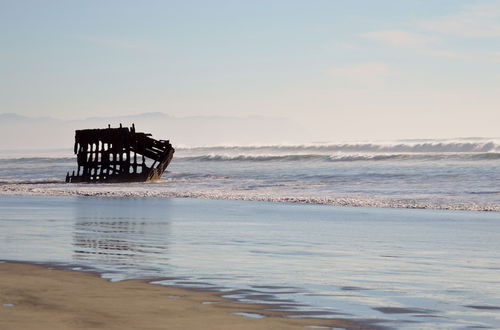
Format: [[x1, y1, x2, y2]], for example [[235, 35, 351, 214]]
[[1, 138, 499, 211], [1, 138, 499, 329]]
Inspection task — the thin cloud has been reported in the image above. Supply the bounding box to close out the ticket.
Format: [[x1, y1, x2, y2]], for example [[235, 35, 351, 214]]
[[420, 49, 500, 64], [330, 62, 392, 85], [333, 41, 360, 51], [361, 30, 434, 47], [358, 1, 500, 63], [475, 50, 500, 64], [421, 49, 467, 59], [421, 1, 500, 38]]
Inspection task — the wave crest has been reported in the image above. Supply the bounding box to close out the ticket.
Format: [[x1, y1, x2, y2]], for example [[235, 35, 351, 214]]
[[179, 140, 500, 154], [178, 153, 499, 162], [180, 154, 406, 162]]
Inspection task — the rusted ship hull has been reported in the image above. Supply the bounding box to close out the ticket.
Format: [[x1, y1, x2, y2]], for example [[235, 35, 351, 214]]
[[66, 124, 174, 183]]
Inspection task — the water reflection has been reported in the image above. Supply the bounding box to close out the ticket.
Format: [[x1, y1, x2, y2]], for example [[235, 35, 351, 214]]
[[72, 197, 172, 277], [2, 196, 500, 329]]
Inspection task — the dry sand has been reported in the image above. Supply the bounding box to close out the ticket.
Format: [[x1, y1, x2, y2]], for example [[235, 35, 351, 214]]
[[0, 262, 370, 330]]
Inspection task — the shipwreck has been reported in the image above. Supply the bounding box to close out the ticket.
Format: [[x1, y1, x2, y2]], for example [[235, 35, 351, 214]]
[[66, 124, 174, 183]]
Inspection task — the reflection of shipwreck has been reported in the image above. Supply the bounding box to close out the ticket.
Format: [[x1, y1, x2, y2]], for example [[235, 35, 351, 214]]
[[66, 124, 174, 183]]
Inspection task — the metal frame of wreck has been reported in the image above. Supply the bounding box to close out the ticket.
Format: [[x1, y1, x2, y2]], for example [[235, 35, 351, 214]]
[[66, 124, 174, 183]]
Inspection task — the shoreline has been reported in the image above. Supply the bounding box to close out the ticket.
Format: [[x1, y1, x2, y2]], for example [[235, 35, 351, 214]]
[[0, 187, 498, 212], [0, 262, 373, 330]]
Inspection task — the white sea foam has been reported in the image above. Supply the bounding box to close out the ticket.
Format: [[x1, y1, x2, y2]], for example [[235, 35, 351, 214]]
[[0, 183, 498, 212]]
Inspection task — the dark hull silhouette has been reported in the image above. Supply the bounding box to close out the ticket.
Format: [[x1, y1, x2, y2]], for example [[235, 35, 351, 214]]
[[66, 124, 174, 183]]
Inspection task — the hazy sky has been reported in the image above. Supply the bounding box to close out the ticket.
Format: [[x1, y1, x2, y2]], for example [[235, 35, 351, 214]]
[[1, 0, 499, 140]]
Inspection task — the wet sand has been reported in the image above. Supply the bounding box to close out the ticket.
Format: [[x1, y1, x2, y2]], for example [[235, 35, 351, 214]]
[[0, 262, 367, 330]]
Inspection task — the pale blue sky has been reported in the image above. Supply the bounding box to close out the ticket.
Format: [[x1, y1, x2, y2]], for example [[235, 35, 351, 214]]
[[1, 0, 499, 140]]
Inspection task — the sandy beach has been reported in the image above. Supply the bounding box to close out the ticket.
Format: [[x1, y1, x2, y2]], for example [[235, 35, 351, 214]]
[[0, 262, 368, 330]]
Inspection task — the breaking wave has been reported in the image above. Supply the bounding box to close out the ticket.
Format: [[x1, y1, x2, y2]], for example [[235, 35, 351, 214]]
[[178, 153, 500, 162], [180, 154, 406, 162], [2, 139, 499, 163], [1, 153, 499, 165], [178, 140, 500, 154], [174, 139, 500, 162]]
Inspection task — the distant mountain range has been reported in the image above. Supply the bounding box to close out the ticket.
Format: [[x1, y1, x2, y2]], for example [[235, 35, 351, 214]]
[[0, 112, 306, 150]]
